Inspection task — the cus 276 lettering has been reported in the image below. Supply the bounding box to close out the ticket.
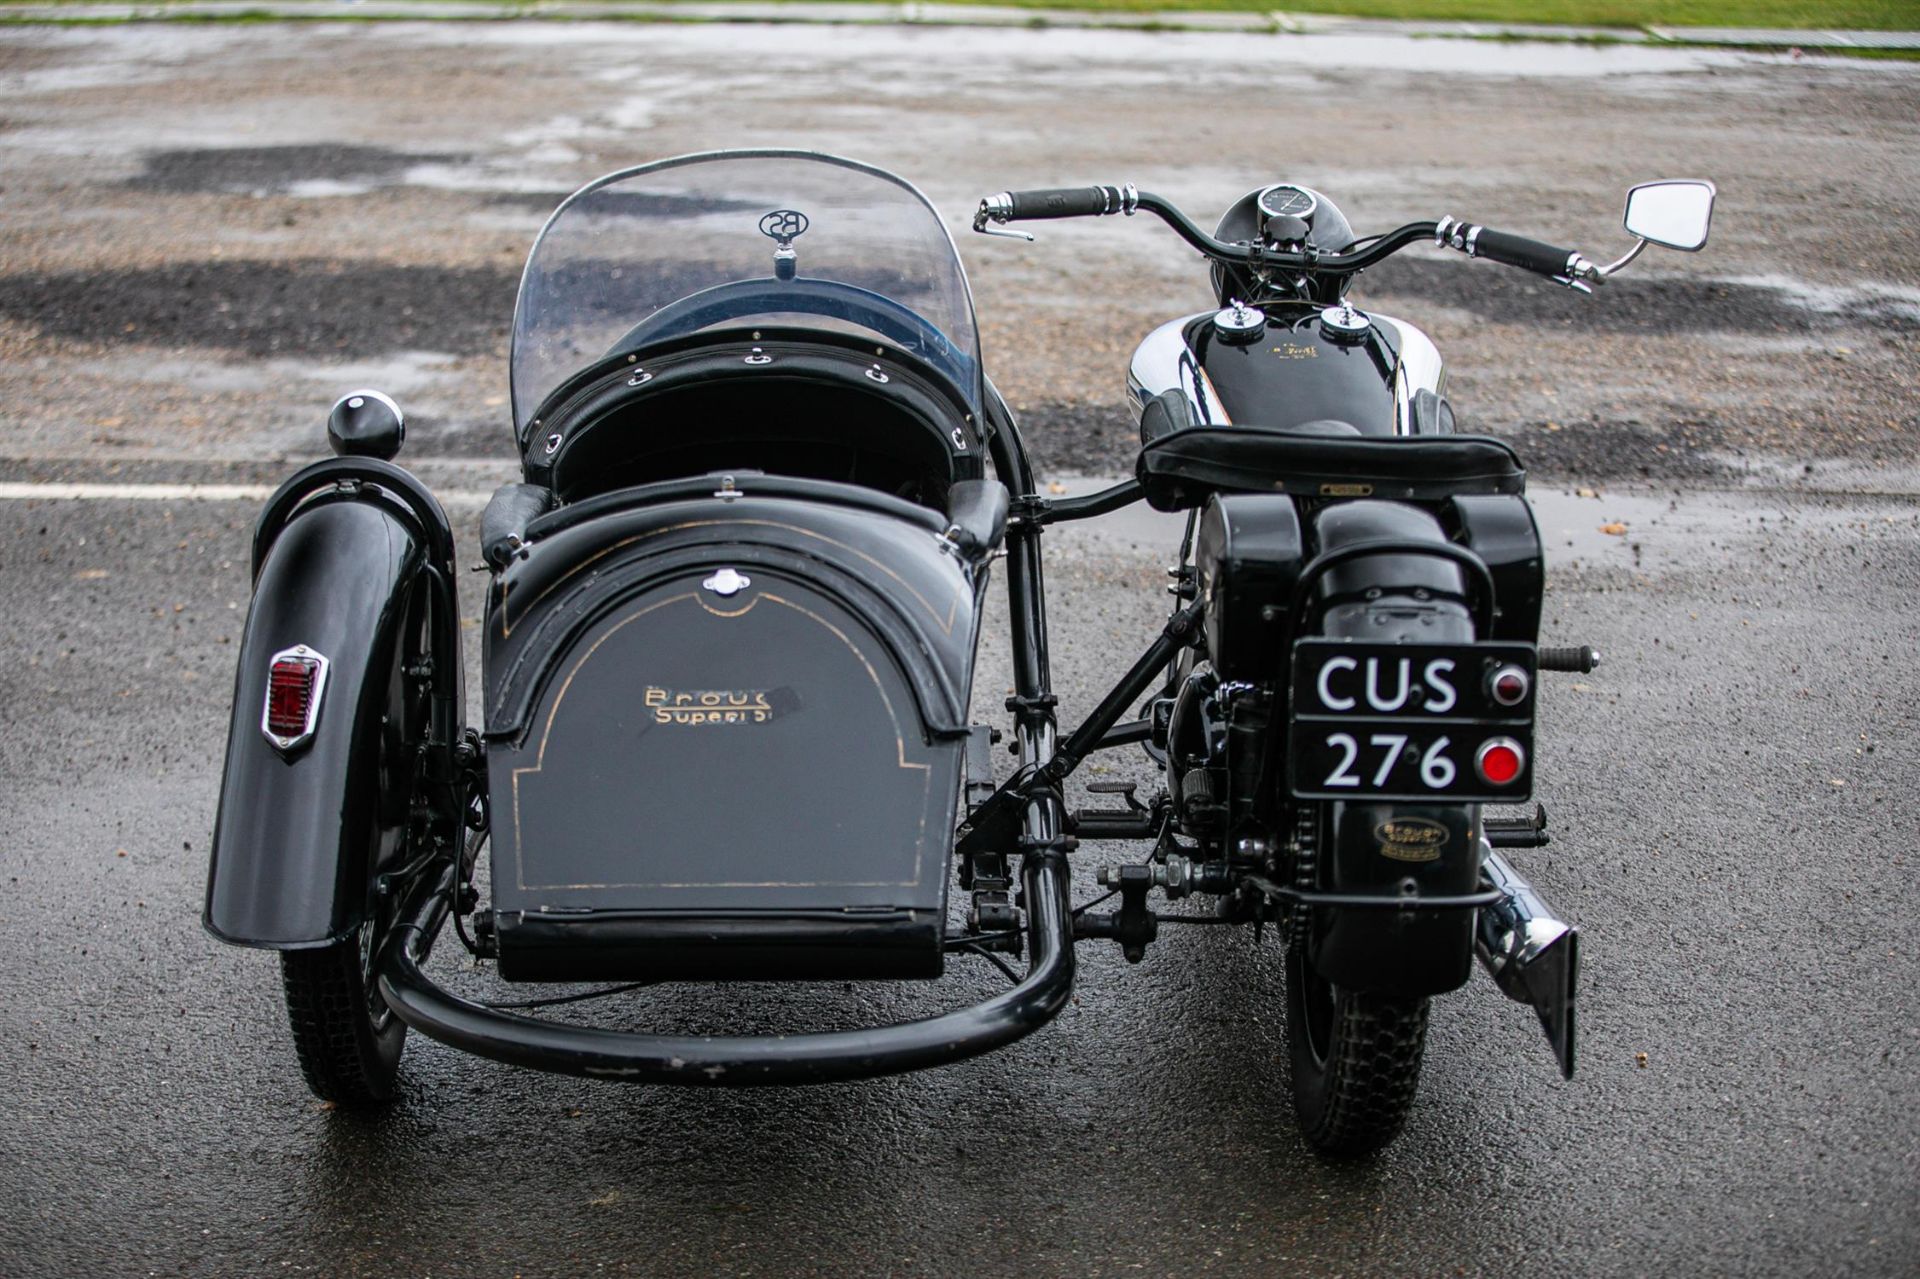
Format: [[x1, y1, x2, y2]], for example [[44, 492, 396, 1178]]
[[1312, 654, 1457, 714]]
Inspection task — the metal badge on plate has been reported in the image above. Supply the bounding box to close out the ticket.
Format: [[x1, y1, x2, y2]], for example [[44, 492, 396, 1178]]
[[702, 568, 752, 597]]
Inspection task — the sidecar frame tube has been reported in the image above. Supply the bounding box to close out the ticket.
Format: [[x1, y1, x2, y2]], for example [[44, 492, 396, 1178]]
[[378, 853, 1074, 1085]]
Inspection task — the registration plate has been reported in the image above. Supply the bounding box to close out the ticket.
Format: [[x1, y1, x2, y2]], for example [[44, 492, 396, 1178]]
[[1288, 639, 1536, 802]]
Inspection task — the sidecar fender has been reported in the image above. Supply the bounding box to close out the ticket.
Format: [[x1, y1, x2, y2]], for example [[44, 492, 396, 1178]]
[[204, 484, 431, 950]]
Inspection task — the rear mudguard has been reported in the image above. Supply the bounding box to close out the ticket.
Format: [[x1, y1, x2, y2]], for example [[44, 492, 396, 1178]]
[[204, 460, 458, 950], [1303, 499, 1484, 998]]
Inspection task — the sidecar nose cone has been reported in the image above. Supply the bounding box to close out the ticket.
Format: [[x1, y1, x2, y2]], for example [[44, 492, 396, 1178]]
[[328, 389, 405, 460]]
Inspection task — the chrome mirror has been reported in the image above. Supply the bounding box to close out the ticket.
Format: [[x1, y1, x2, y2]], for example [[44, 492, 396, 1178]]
[[1623, 179, 1715, 252]]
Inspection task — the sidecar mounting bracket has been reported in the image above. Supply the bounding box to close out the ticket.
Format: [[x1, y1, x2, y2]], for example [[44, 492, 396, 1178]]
[[1004, 691, 1058, 723], [961, 600, 1203, 864], [1074, 864, 1159, 963]]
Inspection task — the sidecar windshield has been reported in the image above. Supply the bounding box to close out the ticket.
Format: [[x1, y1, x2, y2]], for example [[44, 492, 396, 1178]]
[[511, 150, 983, 431]]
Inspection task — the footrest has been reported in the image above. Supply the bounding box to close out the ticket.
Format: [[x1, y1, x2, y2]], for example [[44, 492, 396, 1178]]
[[493, 907, 944, 982]]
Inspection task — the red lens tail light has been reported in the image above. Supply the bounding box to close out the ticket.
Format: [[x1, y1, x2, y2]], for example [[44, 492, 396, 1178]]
[[1489, 664, 1531, 707], [1475, 737, 1525, 786], [261, 646, 329, 750]]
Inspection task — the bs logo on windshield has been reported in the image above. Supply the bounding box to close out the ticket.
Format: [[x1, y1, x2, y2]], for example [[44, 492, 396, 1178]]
[[759, 209, 810, 245]]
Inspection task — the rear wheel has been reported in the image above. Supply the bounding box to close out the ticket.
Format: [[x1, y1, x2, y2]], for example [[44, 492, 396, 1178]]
[[1277, 504, 1477, 1153], [1284, 938, 1429, 1156], [1280, 636, 1437, 1156]]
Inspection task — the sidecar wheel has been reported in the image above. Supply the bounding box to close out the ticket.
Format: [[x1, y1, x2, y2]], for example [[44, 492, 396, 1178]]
[[1284, 941, 1429, 1157], [280, 921, 407, 1106], [275, 587, 428, 1107]]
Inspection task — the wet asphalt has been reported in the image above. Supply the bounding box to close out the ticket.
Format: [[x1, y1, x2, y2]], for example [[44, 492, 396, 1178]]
[[1, 19, 1918, 1279]]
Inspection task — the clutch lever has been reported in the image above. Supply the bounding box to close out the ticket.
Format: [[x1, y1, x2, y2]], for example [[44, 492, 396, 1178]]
[[973, 193, 1035, 240]]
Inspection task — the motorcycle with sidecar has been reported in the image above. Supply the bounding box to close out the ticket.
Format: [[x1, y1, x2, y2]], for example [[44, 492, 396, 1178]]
[[206, 150, 1713, 1154]]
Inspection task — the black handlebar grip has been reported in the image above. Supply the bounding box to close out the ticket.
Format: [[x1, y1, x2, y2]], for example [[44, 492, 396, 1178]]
[[1006, 186, 1126, 220], [1470, 227, 1579, 278], [1537, 645, 1601, 673]]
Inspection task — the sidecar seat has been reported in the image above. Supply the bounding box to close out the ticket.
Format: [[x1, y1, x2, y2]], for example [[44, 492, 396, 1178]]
[[522, 330, 988, 515]]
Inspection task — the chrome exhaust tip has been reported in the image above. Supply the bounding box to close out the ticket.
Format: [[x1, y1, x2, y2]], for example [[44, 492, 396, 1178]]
[[1475, 845, 1578, 1079]]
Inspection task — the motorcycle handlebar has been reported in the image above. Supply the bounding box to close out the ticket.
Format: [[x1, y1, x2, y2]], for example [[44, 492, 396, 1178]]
[[976, 185, 1597, 288], [1439, 219, 1586, 281], [976, 185, 1434, 272]]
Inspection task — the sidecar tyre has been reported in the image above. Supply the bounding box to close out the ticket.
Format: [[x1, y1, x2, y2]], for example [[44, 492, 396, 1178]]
[[271, 583, 431, 1107], [1285, 940, 1429, 1156], [280, 924, 406, 1106]]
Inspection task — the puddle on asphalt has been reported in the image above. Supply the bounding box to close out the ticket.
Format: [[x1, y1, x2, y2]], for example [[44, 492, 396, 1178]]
[[1714, 273, 1920, 325], [124, 144, 464, 196], [394, 21, 1754, 80], [0, 260, 516, 358]]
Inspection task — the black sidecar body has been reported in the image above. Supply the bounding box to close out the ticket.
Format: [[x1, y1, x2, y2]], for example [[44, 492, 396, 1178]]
[[483, 472, 987, 983], [207, 152, 1072, 1088]]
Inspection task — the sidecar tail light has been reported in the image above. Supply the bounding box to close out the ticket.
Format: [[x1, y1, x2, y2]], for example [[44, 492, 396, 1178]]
[[262, 646, 329, 752], [1475, 738, 1525, 787]]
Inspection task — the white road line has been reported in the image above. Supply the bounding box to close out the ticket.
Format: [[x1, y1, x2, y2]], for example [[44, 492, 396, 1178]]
[[0, 482, 277, 502], [0, 482, 495, 504]]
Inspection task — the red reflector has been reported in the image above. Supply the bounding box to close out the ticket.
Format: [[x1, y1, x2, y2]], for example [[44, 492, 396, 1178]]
[[1477, 740, 1524, 786], [1491, 667, 1530, 706], [266, 658, 317, 738]]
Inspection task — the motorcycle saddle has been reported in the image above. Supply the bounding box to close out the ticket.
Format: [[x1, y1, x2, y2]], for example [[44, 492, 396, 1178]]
[[1137, 414, 1526, 511]]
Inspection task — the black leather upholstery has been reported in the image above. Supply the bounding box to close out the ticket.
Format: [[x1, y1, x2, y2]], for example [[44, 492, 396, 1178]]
[[1138, 389, 1195, 446], [481, 483, 555, 568], [943, 479, 1009, 560], [523, 471, 947, 546], [1137, 426, 1525, 511]]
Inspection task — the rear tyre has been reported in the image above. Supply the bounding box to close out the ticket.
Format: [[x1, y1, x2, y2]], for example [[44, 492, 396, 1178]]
[[1285, 924, 1430, 1157], [280, 922, 406, 1106], [1284, 509, 1463, 1153]]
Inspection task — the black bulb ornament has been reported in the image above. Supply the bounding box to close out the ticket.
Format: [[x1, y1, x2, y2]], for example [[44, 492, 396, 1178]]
[[327, 389, 405, 460]]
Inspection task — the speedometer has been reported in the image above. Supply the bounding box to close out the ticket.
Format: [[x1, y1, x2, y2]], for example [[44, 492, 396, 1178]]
[[1255, 184, 1318, 220]]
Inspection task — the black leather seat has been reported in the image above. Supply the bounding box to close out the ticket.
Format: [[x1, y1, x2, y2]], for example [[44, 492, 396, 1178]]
[[1137, 422, 1525, 511]]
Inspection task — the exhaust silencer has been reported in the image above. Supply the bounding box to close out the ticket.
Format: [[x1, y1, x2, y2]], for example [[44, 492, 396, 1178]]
[[1475, 845, 1578, 1079]]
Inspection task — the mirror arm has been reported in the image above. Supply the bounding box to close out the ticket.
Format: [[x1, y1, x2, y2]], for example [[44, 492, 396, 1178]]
[[1596, 238, 1649, 279]]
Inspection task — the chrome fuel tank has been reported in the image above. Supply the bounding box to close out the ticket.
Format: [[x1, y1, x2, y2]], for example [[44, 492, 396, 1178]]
[[1128, 306, 1446, 436]]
